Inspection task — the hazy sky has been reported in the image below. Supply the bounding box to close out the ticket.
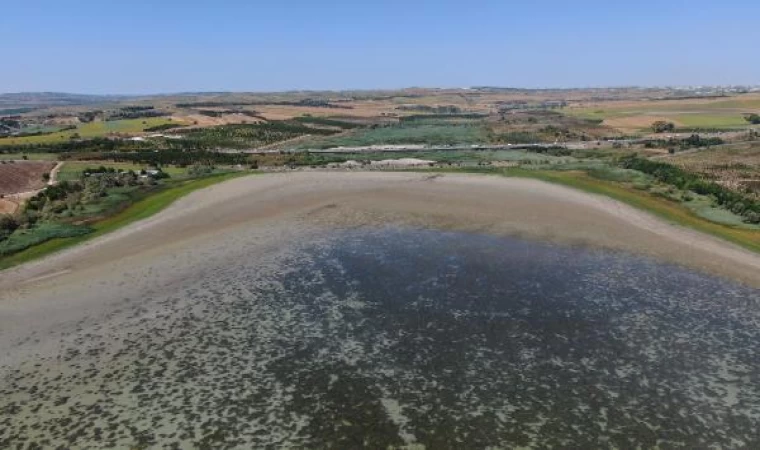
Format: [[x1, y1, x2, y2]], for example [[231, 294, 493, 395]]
[[3, 1, 759, 94]]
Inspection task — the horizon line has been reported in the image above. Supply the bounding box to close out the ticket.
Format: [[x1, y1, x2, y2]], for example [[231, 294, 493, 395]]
[[3, 84, 760, 98]]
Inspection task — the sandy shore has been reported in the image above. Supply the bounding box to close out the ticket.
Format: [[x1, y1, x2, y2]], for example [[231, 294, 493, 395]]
[[2, 171, 759, 291]]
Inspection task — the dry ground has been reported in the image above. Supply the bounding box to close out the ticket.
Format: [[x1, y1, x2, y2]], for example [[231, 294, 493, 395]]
[[0, 161, 55, 195], [3, 172, 759, 294]]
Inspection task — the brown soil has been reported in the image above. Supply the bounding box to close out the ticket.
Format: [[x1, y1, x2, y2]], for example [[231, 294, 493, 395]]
[[0, 161, 56, 195], [603, 115, 685, 132]]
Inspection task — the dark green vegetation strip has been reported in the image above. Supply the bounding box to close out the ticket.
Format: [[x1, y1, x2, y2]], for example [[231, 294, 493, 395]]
[[292, 116, 363, 129], [0, 172, 252, 270]]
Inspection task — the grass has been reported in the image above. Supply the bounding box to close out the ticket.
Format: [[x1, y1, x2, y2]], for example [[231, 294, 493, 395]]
[[428, 167, 760, 254], [0, 223, 93, 256], [671, 114, 751, 128], [0, 118, 178, 146], [684, 196, 760, 229], [0, 171, 253, 270]]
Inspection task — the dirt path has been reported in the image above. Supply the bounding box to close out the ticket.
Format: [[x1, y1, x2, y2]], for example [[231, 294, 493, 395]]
[[48, 161, 63, 185]]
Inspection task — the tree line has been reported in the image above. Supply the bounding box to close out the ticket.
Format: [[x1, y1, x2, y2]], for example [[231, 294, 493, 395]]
[[619, 155, 760, 224]]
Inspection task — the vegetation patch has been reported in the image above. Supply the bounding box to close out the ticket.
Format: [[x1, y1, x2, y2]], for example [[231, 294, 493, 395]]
[[56, 162, 185, 182], [0, 222, 92, 256], [297, 123, 487, 149], [175, 122, 337, 149], [0, 118, 179, 146], [143, 123, 183, 132], [619, 155, 760, 224], [292, 116, 363, 129]]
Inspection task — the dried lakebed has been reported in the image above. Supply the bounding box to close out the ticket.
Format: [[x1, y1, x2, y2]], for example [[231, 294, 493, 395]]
[[1, 172, 759, 448]]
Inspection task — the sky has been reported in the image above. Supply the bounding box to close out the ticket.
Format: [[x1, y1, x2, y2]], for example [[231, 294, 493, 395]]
[[2, 0, 760, 94]]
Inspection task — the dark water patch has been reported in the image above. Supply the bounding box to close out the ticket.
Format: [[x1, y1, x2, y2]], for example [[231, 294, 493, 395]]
[[1, 227, 759, 448], [276, 228, 760, 448]]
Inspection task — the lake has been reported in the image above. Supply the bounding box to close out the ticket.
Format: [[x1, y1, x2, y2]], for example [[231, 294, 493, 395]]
[[2, 227, 759, 448]]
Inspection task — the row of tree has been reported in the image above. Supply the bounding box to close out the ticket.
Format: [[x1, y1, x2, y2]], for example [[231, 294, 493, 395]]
[[643, 134, 724, 152], [619, 155, 760, 223]]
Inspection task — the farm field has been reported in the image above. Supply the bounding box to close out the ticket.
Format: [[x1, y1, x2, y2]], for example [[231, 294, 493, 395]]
[[0, 153, 58, 160], [0, 161, 55, 195], [0, 118, 179, 146], [666, 142, 760, 193], [56, 161, 187, 182], [295, 123, 488, 149], [566, 94, 760, 132]]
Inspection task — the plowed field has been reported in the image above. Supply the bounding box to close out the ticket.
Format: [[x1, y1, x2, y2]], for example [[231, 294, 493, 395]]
[[0, 161, 55, 195]]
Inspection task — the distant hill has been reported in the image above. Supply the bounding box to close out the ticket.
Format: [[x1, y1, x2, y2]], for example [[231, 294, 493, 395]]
[[0, 92, 132, 111]]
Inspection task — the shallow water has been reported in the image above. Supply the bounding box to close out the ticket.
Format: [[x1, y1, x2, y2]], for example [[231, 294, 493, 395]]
[[2, 228, 760, 448]]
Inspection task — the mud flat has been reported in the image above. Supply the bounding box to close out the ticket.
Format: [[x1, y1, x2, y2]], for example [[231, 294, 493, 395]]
[[1, 172, 759, 448]]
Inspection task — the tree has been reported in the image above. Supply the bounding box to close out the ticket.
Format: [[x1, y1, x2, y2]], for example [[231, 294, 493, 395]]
[[0, 214, 18, 233], [744, 113, 760, 125], [652, 121, 675, 133]]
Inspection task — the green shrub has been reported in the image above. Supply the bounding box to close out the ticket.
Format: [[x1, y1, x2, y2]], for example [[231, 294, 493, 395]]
[[619, 154, 760, 224], [0, 223, 93, 256]]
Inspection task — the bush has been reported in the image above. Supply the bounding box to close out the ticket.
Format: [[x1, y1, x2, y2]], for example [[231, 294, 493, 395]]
[[619, 154, 760, 224], [188, 165, 214, 176], [0, 222, 93, 256], [0, 215, 19, 241], [652, 121, 676, 133]]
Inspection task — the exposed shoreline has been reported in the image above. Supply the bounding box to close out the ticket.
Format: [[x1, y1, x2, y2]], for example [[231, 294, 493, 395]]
[[2, 171, 759, 292]]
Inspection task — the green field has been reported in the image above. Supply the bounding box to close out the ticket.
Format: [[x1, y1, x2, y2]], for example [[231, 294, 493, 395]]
[[568, 108, 752, 127], [56, 161, 187, 182], [0, 118, 179, 146], [296, 123, 487, 149], [671, 114, 751, 128], [566, 95, 760, 131]]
